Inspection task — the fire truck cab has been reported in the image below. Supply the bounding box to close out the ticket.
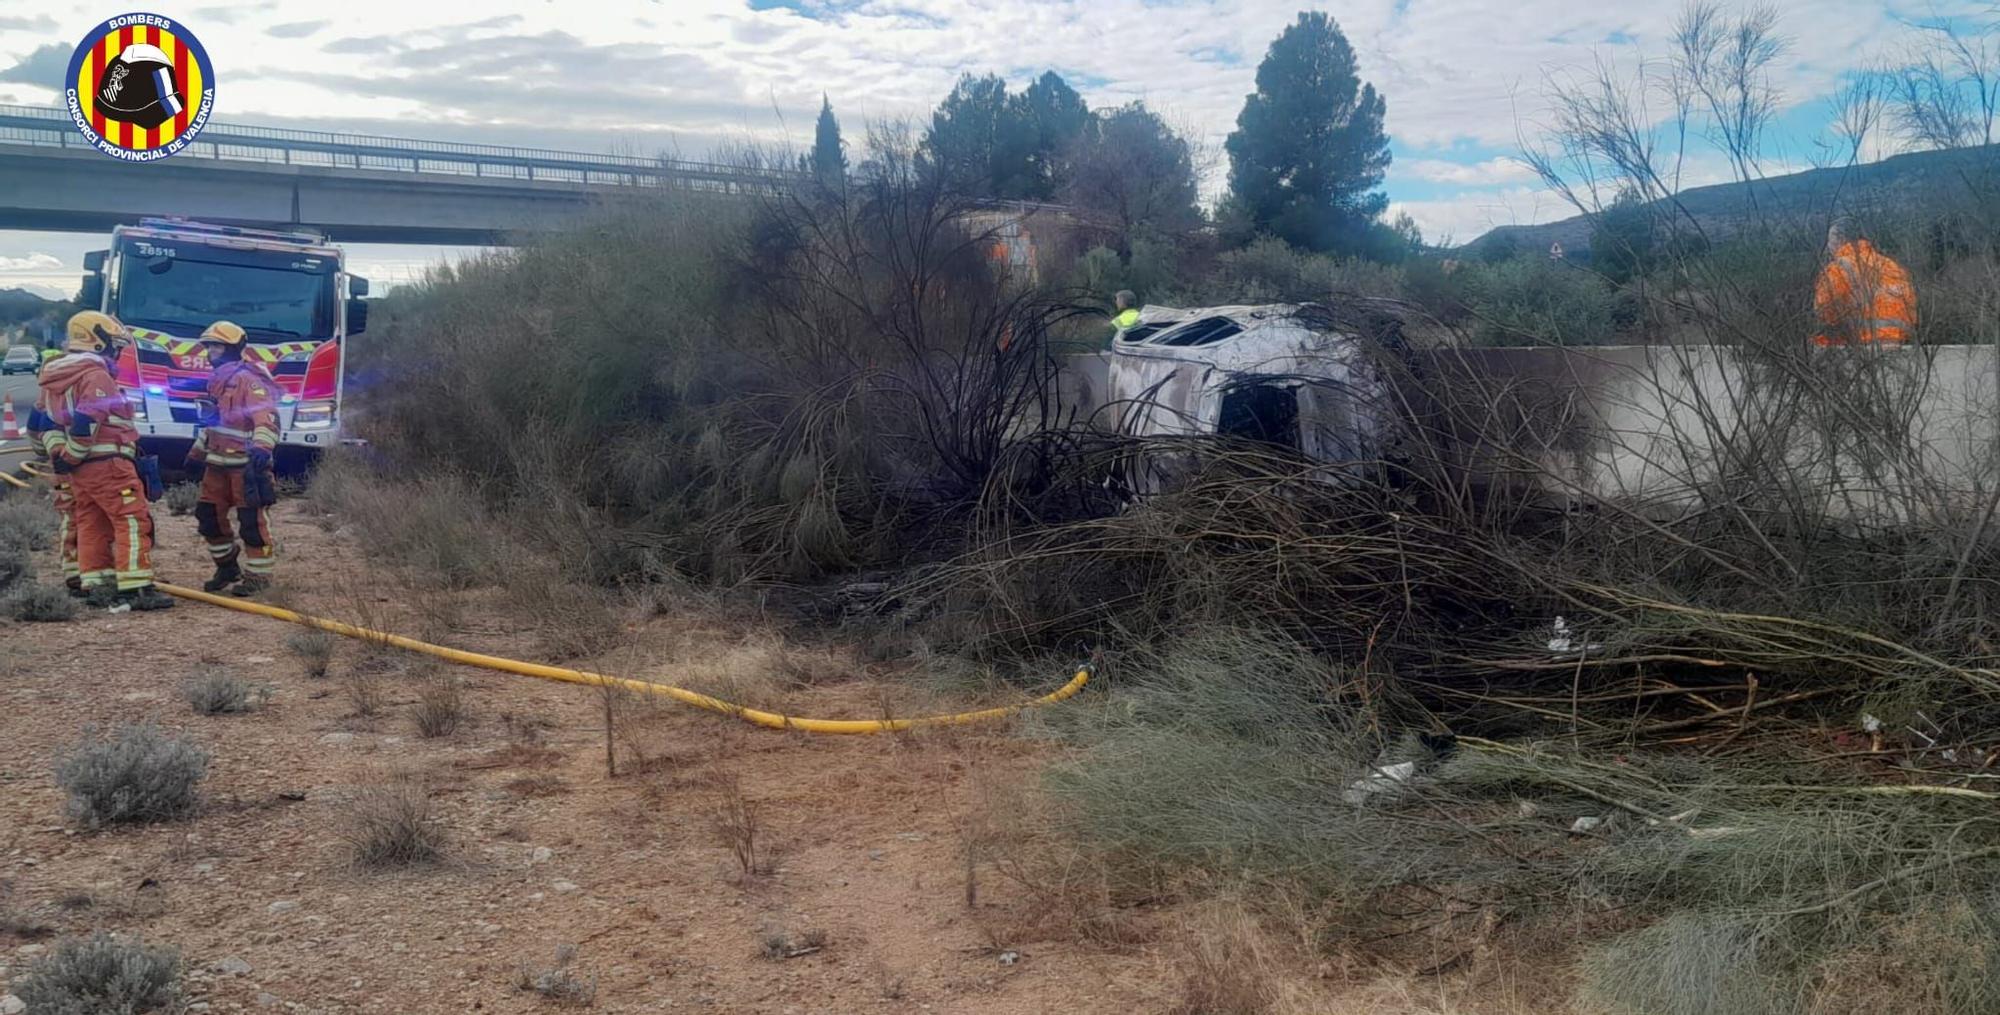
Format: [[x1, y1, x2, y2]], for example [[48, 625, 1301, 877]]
[[77, 217, 369, 469]]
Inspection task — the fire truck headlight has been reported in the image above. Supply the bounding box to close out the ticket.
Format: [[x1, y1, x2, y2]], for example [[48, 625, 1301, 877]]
[[292, 399, 335, 429], [121, 388, 147, 421]]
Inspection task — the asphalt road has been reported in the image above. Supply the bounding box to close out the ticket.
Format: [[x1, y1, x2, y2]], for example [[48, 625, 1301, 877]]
[[1, 368, 38, 432]]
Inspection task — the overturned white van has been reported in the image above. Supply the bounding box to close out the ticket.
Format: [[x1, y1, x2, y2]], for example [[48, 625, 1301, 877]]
[[1100, 304, 1392, 469]]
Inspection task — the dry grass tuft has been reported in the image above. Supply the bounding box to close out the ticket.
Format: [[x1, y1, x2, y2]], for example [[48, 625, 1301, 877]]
[[286, 629, 335, 679], [513, 943, 597, 1006], [707, 773, 767, 880], [758, 925, 829, 961], [1169, 902, 1285, 1015], [181, 667, 265, 715], [341, 780, 448, 868], [413, 671, 468, 738]]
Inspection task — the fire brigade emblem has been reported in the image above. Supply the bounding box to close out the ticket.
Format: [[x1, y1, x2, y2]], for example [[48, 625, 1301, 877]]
[[64, 13, 215, 162]]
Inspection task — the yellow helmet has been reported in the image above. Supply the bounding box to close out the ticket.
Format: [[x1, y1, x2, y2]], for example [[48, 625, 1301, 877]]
[[199, 321, 247, 347], [65, 310, 131, 354]]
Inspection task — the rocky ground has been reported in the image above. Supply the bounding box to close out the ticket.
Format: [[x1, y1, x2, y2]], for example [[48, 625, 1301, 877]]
[[0, 492, 1548, 1014]]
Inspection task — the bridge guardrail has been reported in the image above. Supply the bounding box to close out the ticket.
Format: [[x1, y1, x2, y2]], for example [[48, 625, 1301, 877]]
[[0, 103, 800, 193]]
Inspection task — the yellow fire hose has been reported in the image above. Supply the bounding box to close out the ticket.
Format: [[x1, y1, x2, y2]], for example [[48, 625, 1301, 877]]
[[156, 583, 1092, 734], [0, 459, 1092, 732], [2, 445, 41, 488]]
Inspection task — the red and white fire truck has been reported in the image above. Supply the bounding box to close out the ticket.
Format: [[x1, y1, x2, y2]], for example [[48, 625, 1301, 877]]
[[76, 217, 369, 468]]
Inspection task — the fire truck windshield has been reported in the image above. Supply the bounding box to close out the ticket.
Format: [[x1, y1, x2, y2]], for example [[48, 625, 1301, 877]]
[[116, 252, 335, 340]]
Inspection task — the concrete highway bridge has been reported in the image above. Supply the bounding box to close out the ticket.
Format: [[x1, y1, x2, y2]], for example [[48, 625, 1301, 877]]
[[0, 104, 800, 245]]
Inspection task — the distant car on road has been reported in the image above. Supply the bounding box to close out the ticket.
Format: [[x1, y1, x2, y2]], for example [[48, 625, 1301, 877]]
[[2, 345, 39, 375]]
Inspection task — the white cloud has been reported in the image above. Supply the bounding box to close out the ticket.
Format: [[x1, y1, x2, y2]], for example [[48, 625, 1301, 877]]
[[3, 1, 1959, 156], [0, 0, 1982, 257], [0, 252, 61, 274], [1399, 157, 1538, 187], [0, 251, 74, 301]]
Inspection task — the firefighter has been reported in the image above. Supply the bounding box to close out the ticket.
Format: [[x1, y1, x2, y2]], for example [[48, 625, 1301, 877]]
[[1814, 218, 1916, 347], [36, 311, 173, 610], [22, 394, 82, 596], [184, 321, 280, 596], [1109, 289, 1140, 335]]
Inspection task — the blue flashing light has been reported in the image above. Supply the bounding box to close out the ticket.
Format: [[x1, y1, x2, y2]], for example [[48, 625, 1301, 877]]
[[146, 385, 165, 396]]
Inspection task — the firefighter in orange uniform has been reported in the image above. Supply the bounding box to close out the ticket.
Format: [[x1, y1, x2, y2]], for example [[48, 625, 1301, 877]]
[[1814, 218, 1916, 347], [36, 311, 173, 610], [24, 386, 83, 597], [185, 321, 280, 596]]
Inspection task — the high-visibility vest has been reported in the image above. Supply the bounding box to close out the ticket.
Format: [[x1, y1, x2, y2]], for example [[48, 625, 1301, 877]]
[[1813, 240, 1916, 346], [1110, 308, 1140, 331]]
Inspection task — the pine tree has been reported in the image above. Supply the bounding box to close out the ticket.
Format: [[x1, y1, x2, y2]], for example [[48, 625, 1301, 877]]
[[1002, 72, 1091, 199], [806, 94, 846, 190], [919, 73, 1011, 195], [1224, 12, 1392, 255]]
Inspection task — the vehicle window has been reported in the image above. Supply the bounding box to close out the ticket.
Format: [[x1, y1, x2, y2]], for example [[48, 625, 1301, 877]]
[[117, 256, 333, 338], [1119, 324, 1168, 343], [1154, 317, 1244, 347]]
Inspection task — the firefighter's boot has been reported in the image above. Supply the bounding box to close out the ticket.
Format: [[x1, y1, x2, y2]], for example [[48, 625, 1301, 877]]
[[84, 585, 120, 609], [203, 560, 242, 593], [119, 586, 177, 611], [229, 574, 270, 598], [66, 576, 86, 599]]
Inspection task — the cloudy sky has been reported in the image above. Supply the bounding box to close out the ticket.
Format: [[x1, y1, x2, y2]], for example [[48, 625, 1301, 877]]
[[0, 0, 1986, 298]]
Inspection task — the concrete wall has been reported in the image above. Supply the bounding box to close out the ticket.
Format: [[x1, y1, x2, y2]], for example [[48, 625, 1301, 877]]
[[1412, 346, 2000, 523], [1061, 344, 2000, 524]]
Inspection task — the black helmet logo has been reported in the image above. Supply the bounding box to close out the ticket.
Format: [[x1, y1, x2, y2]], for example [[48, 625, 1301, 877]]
[[96, 43, 185, 130]]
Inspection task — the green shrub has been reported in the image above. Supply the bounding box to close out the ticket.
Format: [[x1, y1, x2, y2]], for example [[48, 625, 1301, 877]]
[[54, 724, 210, 827], [10, 582, 75, 622], [0, 542, 30, 592], [1454, 256, 1621, 345], [12, 931, 182, 1015], [162, 481, 200, 517], [181, 667, 264, 715], [1180, 235, 1403, 305], [0, 496, 55, 552]]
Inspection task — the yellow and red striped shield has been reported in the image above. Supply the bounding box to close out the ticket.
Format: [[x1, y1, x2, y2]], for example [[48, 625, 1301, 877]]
[[64, 13, 215, 159]]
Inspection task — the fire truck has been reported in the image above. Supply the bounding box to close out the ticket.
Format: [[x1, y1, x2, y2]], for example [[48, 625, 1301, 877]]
[[76, 217, 370, 469]]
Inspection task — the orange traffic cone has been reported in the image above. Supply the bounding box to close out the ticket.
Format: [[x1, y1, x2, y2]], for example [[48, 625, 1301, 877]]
[[0, 395, 20, 440]]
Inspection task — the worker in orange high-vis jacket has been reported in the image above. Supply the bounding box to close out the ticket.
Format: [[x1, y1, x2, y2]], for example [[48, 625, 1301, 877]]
[[37, 311, 173, 611], [1814, 218, 1916, 347], [23, 390, 82, 597], [184, 321, 280, 596]]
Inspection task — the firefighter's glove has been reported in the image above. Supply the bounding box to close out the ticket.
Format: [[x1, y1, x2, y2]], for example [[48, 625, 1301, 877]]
[[245, 450, 277, 508]]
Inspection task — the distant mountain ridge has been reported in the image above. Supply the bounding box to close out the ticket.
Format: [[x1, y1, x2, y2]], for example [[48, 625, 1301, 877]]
[[1463, 144, 2000, 257], [0, 287, 74, 342]]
